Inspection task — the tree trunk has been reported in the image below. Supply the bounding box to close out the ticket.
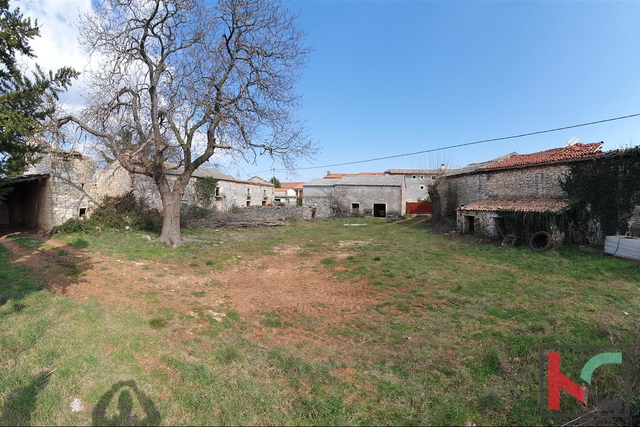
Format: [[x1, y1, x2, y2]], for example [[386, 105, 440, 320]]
[[158, 188, 182, 248]]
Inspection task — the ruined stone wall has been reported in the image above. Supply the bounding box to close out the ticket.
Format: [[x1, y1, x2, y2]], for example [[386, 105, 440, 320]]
[[243, 205, 312, 220], [456, 210, 503, 238], [49, 152, 99, 227], [96, 164, 275, 212], [190, 179, 275, 211]]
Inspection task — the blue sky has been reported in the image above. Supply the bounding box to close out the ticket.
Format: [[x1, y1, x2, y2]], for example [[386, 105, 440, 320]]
[[23, 0, 640, 182], [236, 0, 640, 181]]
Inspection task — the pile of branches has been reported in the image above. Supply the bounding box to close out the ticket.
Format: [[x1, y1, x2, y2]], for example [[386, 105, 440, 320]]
[[186, 211, 286, 229]]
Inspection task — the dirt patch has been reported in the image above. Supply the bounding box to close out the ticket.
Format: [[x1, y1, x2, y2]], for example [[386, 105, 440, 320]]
[[0, 235, 391, 346]]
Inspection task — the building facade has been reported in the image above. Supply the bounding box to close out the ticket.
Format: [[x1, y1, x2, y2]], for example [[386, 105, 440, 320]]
[[303, 176, 406, 218], [97, 163, 274, 211]]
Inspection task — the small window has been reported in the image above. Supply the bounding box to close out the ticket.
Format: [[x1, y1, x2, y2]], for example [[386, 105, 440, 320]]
[[247, 188, 251, 195], [420, 175, 424, 179], [215, 186, 220, 197], [419, 185, 425, 190], [412, 175, 417, 179], [263, 189, 267, 197], [246, 200, 250, 207], [262, 200, 266, 206], [78, 208, 87, 218], [351, 203, 359, 209], [431, 175, 436, 180]]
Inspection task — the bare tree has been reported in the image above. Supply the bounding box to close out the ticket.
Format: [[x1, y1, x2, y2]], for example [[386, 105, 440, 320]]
[[58, 0, 314, 246], [416, 152, 453, 219]]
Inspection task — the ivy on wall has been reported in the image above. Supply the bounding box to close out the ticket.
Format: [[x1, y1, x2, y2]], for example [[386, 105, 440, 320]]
[[499, 210, 569, 242], [560, 147, 640, 237], [194, 177, 218, 206]]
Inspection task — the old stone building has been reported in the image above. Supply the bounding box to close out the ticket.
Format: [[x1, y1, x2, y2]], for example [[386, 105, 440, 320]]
[[441, 142, 606, 239], [97, 162, 274, 211], [384, 168, 451, 202], [303, 176, 406, 218], [0, 149, 98, 232]]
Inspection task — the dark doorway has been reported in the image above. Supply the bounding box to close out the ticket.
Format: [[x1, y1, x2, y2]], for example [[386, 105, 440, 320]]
[[373, 204, 386, 218], [464, 215, 475, 234], [0, 176, 49, 230]]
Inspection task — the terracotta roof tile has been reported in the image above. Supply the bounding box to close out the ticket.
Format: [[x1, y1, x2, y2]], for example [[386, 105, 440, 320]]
[[279, 182, 304, 190], [458, 198, 568, 213], [481, 143, 604, 170]]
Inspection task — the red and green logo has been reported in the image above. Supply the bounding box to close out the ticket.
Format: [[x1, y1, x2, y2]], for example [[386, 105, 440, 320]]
[[540, 345, 630, 418]]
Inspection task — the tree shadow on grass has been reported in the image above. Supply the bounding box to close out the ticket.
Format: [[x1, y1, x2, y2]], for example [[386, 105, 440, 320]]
[[0, 231, 95, 309], [92, 380, 161, 426], [0, 370, 50, 426]]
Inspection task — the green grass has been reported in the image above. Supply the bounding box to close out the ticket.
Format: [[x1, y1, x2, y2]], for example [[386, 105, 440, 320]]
[[0, 217, 638, 425]]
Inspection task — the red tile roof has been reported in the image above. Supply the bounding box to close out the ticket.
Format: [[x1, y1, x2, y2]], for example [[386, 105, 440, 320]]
[[458, 198, 568, 213], [481, 142, 605, 170], [279, 182, 304, 190]]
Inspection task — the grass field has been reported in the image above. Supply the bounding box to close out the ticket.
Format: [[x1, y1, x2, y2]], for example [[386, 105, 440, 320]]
[[0, 217, 638, 425]]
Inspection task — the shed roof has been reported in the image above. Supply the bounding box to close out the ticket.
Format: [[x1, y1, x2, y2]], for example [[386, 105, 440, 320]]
[[458, 198, 568, 213]]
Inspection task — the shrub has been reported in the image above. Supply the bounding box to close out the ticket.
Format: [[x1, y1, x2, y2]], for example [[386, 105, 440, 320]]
[[53, 193, 162, 234]]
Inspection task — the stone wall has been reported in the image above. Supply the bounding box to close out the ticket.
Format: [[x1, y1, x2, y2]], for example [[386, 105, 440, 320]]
[[442, 164, 568, 215], [49, 152, 99, 227], [456, 210, 501, 238], [1, 151, 98, 231], [243, 205, 312, 220], [97, 164, 275, 212]]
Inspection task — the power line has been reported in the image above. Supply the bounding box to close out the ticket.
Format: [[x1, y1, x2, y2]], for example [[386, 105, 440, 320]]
[[252, 112, 640, 175]]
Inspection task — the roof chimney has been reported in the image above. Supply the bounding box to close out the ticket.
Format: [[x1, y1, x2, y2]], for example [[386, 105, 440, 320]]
[[440, 163, 445, 170]]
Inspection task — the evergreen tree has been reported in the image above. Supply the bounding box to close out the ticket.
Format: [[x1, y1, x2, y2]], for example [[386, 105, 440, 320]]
[[0, 0, 77, 183]]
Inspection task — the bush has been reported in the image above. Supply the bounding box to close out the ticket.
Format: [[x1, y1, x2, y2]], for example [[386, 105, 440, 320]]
[[53, 193, 162, 234]]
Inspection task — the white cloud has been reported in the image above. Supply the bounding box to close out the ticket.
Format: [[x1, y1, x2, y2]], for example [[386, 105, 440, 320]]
[[21, 0, 94, 109]]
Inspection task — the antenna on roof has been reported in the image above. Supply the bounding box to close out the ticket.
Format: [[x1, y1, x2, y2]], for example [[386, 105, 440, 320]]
[[565, 136, 581, 146]]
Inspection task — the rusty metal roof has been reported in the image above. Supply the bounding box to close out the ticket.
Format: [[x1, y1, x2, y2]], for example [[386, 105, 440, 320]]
[[458, 198, 569, 213]]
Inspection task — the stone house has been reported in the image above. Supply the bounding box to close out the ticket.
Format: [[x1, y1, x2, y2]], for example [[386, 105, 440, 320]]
[[97, 162, 274, 211], [303, 176, 406, 218], [0, 148, 98, 232], [441, 142, 607, 239]]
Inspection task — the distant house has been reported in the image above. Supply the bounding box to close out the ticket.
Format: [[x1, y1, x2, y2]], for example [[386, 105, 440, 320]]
[[274, 182, 303, 205], [0, 147, 98, 232], [441, 142, 607, 240], [97, 162, 274, 211], [303, 176, 405, 218]]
